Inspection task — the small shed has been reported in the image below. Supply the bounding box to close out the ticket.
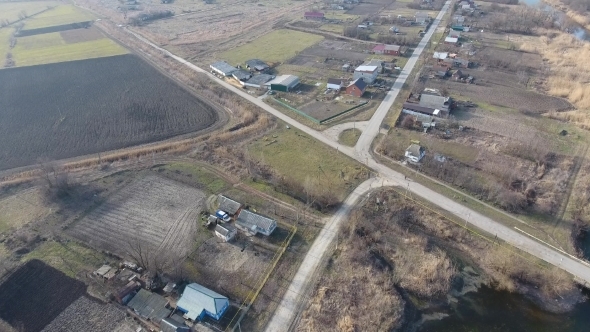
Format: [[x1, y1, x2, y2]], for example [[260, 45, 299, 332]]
[[114, 281, 140, 304], [431, 66, 449, 78], [448, 30, 461, 38], [327, 78, 344, 90], [345, 78, 367, 97], [95, 265, 117, 280], [176, 283, 229, 321], [160, 317, 190, 332], [405, 144, 426, 163], [444, 36, 458, 45], [433, 52, 448, 60], [235, 209, 277, 236], [342, 63, 350, 71], [245, 59, 270, 71], [215, 224, 237, 242], [210, 61, 237, 76], [127, 289, 171, 324], [218, 195, 242, 216]]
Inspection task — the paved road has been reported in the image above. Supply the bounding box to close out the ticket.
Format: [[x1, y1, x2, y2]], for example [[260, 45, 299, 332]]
[[122, 6, 590, 330]]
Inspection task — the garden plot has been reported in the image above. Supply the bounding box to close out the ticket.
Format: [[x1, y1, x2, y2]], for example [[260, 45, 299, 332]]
[[42, 296, 125, 332], [68, 176, 204, 261], [0, 187, 52, 235]]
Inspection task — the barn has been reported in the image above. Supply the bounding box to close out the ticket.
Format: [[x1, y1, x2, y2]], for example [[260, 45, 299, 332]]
[[210, 61, 237, 76], [265, 75, 300, 92], [176, 283, 229, 321]]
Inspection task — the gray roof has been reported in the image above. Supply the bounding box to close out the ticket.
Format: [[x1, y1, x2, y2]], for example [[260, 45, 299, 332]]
[[420, 93, 450, 110], [246, 74, 274, 85], [218, 195, 242, 215], [403, 102, 437, 116], [363, 59, 383, 67], [127, 289, 170, 323], [161, 318, 190, 332], [236, 209, 276, 233], [176, 283, 228, 321], [232, 70, 252, 81], [406, 144, 424, 157], [384, 44, 401, 51], [215, 224, 235, 237], [327, 78, 344, 85], [208, 215, 218, 224], [210, 61, 237, 75], [245, 59, 269, 70], [268, 75, 300, 87], [348, 78, 367, 91]]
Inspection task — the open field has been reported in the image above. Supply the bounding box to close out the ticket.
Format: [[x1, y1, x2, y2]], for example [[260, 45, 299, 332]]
[[68, 175, 203, 262], [11, 28, 128, 67], [219, 29, 324, 65], [22, 5, 94, 31], [41, 296, 126, 332], [339, 128, 362, 146], [0, 1, 59, 24], [247, 124, 366, 205], [0, 54, 218, 171], [0, 259, 87, 332], [0, 187, 52, 235]]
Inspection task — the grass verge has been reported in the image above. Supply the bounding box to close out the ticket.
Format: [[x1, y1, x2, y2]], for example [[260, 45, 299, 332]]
[[339, 128, 362, 146]]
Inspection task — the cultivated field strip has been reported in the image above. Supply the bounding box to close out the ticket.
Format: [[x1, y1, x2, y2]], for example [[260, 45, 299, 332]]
[[68, 176, 204, 260], [41, 296, 125, 332]]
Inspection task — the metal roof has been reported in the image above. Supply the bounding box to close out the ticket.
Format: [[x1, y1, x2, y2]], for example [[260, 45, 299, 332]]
[[218, 195, 242, 215], [327, 78, 344, 85], [433, 52, 448, 59], [245, 74, 274, 85], [127, 289, 170, 323], [236, 209, 276, 233], [245, 59, 269, 69], [210, 61, 237, 75], [215, 224, 235, 237], [348, 78, 367, 91], [419, 93, 450, 110], [232, 70, 252, 81], [403, 102, 437, 115], [161, 318, 190, 332], [176, 283, 229, 321], [267, 75, 300, 87], [95, 265, 112, 276], [355, 65, 378, 72], [384, 44, 401, 51], [445, 37, 458, 43], [406, 144, 424, 157]]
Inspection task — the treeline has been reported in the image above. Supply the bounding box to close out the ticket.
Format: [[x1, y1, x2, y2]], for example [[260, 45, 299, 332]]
[[560, 0, 590, 12], [487, 6, 554, 34], [128, 10, 174, 25]]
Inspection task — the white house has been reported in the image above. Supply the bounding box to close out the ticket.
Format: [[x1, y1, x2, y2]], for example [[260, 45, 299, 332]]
[[405, 144, 426, 163], [327, 78, 344, 90], [353, 65, 379, 84], [215, 224, 237, 242]]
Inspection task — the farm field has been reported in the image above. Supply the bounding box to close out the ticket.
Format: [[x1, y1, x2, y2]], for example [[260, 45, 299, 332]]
[[0, 259, 87, 332], [0, 54, 218, 171], [247, 124, 366, 202], [68, 176, 204, 262], [0, 187, 52, 235], [0, 1, 59, 24], [22, 4, 94, 31], [41, 296, 126, 332], [219, 29, 324, 65], [11, 27, 128, 67]]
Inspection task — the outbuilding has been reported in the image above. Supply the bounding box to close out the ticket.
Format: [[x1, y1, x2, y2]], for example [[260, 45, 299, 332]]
[[210, 61, 238, 76], [218, 195, 242, 216], [176, 283, 229, 321], [353, 65, 379, 83], [444, 36, 458, 45], [266, 75, 300, 92], [236, 209, 277, 236], [232, 70, 252, 82], [127, 289, 171, 324], [383, 44, 404, 56], [245, 59, 270, 71], [160, 317, 190, 332], [345, 78, 367, 97], [327, 78, 344, 90], [405, 144, 426, 163], [242, 74, 274, 88], [215, 224, 237, 242]]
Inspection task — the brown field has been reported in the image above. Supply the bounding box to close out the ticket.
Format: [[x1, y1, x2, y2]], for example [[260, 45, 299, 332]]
[[0, 259, 87, 332], [59, 26, 104, 43], [41, 296, 126, 332], [0, 187, 52, 235], [68, 175, 203, 263]]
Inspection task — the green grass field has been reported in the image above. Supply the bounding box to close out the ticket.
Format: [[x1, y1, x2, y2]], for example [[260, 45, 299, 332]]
[[22, 4, 94, 30], [219, 29, 323, 65], [12, 36, 128, 67], [339, 128, 362, 146], [0, 1, 59, 24], [247, 124, 365, 201], [0, 28, 11, 57], [319, 23, 344, 34]]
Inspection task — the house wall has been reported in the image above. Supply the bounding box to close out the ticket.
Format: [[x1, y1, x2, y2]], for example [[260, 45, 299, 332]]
[[327, 83, 341, 90], [353, 70, 378, 83], [384, 49, 399, 56], [346, 86, 363, 97]]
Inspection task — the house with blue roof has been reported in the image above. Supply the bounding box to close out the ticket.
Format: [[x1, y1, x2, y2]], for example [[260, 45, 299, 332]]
[[176, 283, 229, 321]]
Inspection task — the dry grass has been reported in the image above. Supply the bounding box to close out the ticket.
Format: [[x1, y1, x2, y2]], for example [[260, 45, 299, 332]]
[[520, 31, 590, 127]]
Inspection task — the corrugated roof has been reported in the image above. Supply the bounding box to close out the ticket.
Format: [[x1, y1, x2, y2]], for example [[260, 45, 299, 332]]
[[245, 74, 274, 85], [236, 209, 276, 234], [210, 61, 237, 75], [445, 37, 458, 43], [218, 195, 242, 215], [355, 65, 378, 72], [419, 93, 450, 110], [161, 317, 190, 332], [433, 52, 448, 59], [245, 59, 269, 69], [95, 265, 112, 276], [127, 289, 170, 323], [268, 75, 299, 87], [403, 102, 437, 115], [372, 44, 385, 51], [215, 224, 235, 237], [176, 283, 228, 321], [232, 70, 251, 81]]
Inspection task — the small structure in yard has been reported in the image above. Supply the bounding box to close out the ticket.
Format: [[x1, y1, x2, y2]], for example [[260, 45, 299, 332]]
[[453, 58, 470, 68], [419, 90, 451, 114], [384, 44, 405, 56], [232, 70, 252, 82], [372, 43, 386, 54], [353, 65, 379, 84], [95, 265, 117, 280], [236, 209, 277, 236], [402, 102, 444, 118], [210, 61, 238, 76], [342, 63, 350, 72], [114, 280, 140, 304], [265, 75, 300, 92], [405, 144, 426, 163], [304, 11, 325, 20], [448, 30, 461, 38], [207, 214, 218, 226], [161, 317, 190, 332], [431, 66, 449, 78], [433, 52, 448, 60], [327, 78, 345, 90], [415, 12, 430, 25], [215, 224, 237, 242], [346, 78, 367, 97], [452, 69, 464, 80], [217, 195, 242, 216], [127, 289, 171, 324], [444, 36, 458, 45], [242, 74, 274, 88], [176, 283, 229, 321], [245, 59, 270, 72], [453, 15, 465, 26]]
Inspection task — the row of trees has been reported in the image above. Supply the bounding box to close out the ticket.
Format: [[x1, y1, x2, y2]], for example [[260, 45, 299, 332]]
[[486, 6, 555, 34]]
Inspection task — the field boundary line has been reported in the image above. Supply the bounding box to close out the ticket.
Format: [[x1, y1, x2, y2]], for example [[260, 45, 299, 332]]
[[226, 223, 297, 331]]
